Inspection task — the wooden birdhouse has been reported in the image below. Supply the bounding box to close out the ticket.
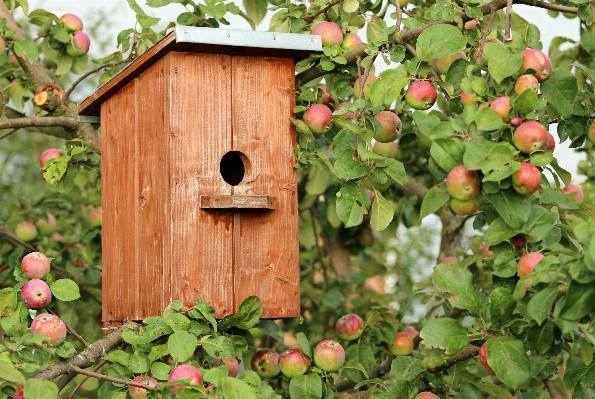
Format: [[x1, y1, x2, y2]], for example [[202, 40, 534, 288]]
[[78, 27, 322, 331]]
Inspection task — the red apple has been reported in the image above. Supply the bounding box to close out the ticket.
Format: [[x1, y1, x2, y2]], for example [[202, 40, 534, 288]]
[[313, 340, 345, 372], [21, 279, 52, 310], [66, 31, 90, 57], [441, 256, 459, 264], [21, 252, 51, 279], [479, 342, 494, 373], [464, 19, 481, 29], [403, 326, 419, 339], [36, 213, 57, 235], [405, 81, 437, 110], [510, 116, 523, 127], [429, 51, 466, 75], [312, 22, 344, 46], [490, 96, 511, 122], [251, 349, 281, 378], [512, 162, 542, 195], [521, 49, 552, 82], [512, 121, 548, 153], [517, 252, 544, 277], [545, 132, 555, 152], [562, 184, 584, 204], [461, 91, 478, 106], [373, 111, 402, 143], [415, 393, 439, 399], [373, 141, 399, 158], [212, 357, 240, 377], [13, 384, 24, 399], [449, 196, 481, 215], [511, 234, 526, 248], [317, 85, 335, 105], [341, 32, 362, 51], [353, 75, 377, 99], [129, 376, 158, 399], [335, 314, 364, 341], [8, 51, 18, 66], [60, 14, 83, 31], [89, 206, 102, 227], [390, 332, 414, 356], [446, 165, 481, 200], [514, 74, 539, 95], [168, 364, 203, 394], [478, 243, 494, 258], [278, 348, 311, 378], [15, 221, 38, 242], [31, 313, 67, 346], [39, 148, 63, 168], [303, 104, 334, 134]]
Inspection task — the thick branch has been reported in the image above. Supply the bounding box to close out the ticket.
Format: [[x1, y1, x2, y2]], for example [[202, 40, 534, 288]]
[[397, 176, 430, 199], [543, 379, 561, 399], [32, 323, 137, 380], [0, 117, 79, 130]]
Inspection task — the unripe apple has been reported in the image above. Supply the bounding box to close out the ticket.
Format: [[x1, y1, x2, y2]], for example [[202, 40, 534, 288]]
[[21, 279, 52, 310], [373, 111, 402, 143], [21, 252, 51, 279], [461, 91, 478, 106], [545, 132, 555, 152], [490, 96, 511, 122], [39, 148, 63, 168], [517, 252, 544, 277], [358, 227, 376, 246], [129, 376, 158, 399], [512, 162, 542, 195], [335, 102, 356, 120], [510, 116, 523, 127], [514, 74, 539, 95], [521, 49, 552, 82], [13, 384, 24, 399], [512, 121, 548, 153], [31, 313, 67, 346], [212, 357, 240, 377], [342, 33, 362, 51], [449, 196, 481, 215], [478, 243, 493, 258], [36, 213, 57, 235], [562, 184, 584, 204], [429, 51, 466, 75], [479, 342, 494, 373], [335, 314, 364, 340], [353, 75, 377, 99], [312, 22, 344, 46], [8, 78, 25, 97], [89, 206, 102, 227], [60, 14, 83, 31], [168, 364, 203, 394], [390, 332, 414, 356], [446, 165, 481, 200], [66, 31, 90, 57], [278, 348, 311, 378], [403, 326, 419, 339], [15, 221, 38, 242], [251, 349, 280, 378], [587, 123, 595, 144], [317, 85, 335, 105], [511, 234, 526, 248], [313, 340, 345, 372], [405, 81, 437, 110], [373, 141, 399, 158], [303, 104, 333, 134]]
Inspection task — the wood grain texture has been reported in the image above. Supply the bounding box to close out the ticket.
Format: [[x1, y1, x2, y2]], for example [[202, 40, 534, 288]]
[[231, 56, 300, 318], [200, 195, 277, 209]]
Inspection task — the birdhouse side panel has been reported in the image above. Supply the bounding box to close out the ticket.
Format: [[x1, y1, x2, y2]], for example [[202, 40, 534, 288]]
[[101, 80, 139, 324], [167, 52, 235, 318], [231, 56, 300, 318]]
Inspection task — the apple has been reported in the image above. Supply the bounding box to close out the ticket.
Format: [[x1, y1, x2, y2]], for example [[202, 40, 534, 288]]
[[479, 342, 494, 373], [60, 14, 83, 31], [512, 121, 548, 153], [464, 19, 481, 29], [461, 91, 478, 106], [521, 49, 552, 82], [36, 213, 57, 235], [13, 384, 24, 399], [313, 340, 345, 372], [168, 364, 203, 394], [429, 51, 466, 75], [511, 234, 526, 249], [373, 141, 399, 158], [312, 22, 344, 46], [353, 75, 377, 99], [15, 221, 38, 242], [31, 313, 67, 346], [212, 357, 240, 377], [335, 102, 357, 120], [373, 111, 402, 143], [66, 31, 90, 57], [88, 206, 102, 227], [303, 104, 334, 134], [415, 393, 439, 399], [21, 279, 52, 310], [358, 227, 376, 247], [8, 51, 18, 66], [251, 348, 281, 378], [446, 165, 481, 201], [335, 314, 364, 340], [517, 252, 544, 277], [545, 132, 555, 152], [342, 32, 362, 51], [317, 85, 335, 105], [562, 184, 584, 204], [510, 116, 522, 127], [404, 81, 437, 110], [39, 148, 63, 168], [390, 332, 414, 356], [8, 79, 25, 97], [490, 96, 511, 122], [478, 243, 494, 258], [441, 256, 459, 264], [514, 74, 539, 95], [129, 376, 158, 399], [449, 196, 481, 215], [21, 252, 51, 279], [512, 162, 542, 195], [587, 123, 595, 144], [403, 326, 419, 339], [278, 348, 311, 378]]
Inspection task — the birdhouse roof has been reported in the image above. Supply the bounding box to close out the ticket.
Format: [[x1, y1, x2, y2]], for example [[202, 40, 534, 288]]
[[78, 26, 322, 116]]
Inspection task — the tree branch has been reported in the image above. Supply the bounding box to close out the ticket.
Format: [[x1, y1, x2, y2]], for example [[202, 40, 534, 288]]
[[66, 361, 107, 398], [66, 60, 128, 99], [0, 228, 37, 252], [397, 176, 430, 199], [302, 0, 343, 22], [70, 365, 162, 392], [0, 117, 79, 130], [47, 308, 90, 347], [425, 345, 480, 373], [543, 378, 561, 399]]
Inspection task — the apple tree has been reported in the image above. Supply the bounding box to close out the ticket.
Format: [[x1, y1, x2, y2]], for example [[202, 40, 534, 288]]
[[1, 0, 595, 397]]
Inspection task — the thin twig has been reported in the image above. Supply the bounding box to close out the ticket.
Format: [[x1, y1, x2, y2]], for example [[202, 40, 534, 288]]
[[33, 33, 52, 42], [67, 361, 108, 398], [358, 54, 377, 101], [404, 43, 451, 101], [395, 0, 403, 33], [476, 8, 496, 64], [0, 128, 17, 140], [425, 345, 480, 373], [70, 365, 163, 392], [310, 208, 330, 293], [505, 0, 513, 42], [543, 379, 561, 399], [47, 308, 90, 347], [302, 0, 343, 22], [65, 60, 127, 98], [0, 228, 37, 251]]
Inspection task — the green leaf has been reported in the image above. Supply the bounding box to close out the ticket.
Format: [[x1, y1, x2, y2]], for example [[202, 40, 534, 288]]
[[334, 157, 370, 180], [43, 155, 70, 185], [370, 189, 393, 231], [527, 288, 558, 325], [483, 43, 523, 84], [486, 337, 530, 389], [412, 111, 440, 137], [151, 362, 171, 381], [419, 318, 468, 356], [129, 352, 151, 374], [336, 181, 370, 228], [464, 137, 497, 171], [541, 69, 578, 119], [492, 252, 519, 278], [13, 39, 38, 61], [0, 363, 25, 384], [343, 0, 360, 13], [513, 89, 539, 115], [222, 377, 257, 398], [50, 279, 80, 301], [530, 357, 557, 379], [490, 288, 516, 326], [420, 182, 450, 219], [235, 296, 263, 329], [204, 366, 229, 388], [473, 382, 514, 399], [244, 0, 267, 26], [481, 144, 520, 182], [416, 24, 467, 62], [390, 357, 423, 381], [485, 190, 532, 229], [475, 107, 504, 131], [0, 288, 17, 316], [168, 331, 197, 362], [255, 320, 284, 343], [146, 0, 184, 6], [103, 350, 130, 366], [342, 340, 375, 382], [573, 61, 595, 84], [560, 281, 595, 320], [202, 336, 234, 359], [523, 206, 559, 242], [370, 70, 408, 107], [382, 158, 408, 185], [564, 357, 595, 393], [24, 378, 58, 399], [289, 374, 322, 399], [430, 138, 464, 172], [296, 332, 312, 359], [433, 263, 483, 313]]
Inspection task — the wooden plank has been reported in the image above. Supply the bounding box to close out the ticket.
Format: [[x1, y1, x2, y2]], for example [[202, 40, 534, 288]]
[[200, 195, 277, 209], [168, 52, 235, 318], [101, 80, 137, 324], [231, 56, 300, 318]]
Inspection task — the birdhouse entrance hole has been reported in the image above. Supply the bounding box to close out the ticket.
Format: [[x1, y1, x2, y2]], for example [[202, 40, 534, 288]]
[[220, 151, 248, 186]]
